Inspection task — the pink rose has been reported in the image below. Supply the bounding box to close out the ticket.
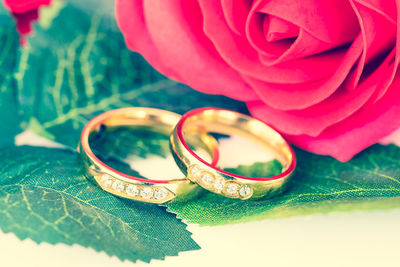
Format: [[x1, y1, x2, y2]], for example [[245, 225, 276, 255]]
[[116, 0, 400, 161], [3, 0, 51, 44]]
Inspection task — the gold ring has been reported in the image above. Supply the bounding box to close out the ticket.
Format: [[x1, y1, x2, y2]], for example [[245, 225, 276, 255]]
[[78, 107, 218, 204], [170, 108, 296, 200]]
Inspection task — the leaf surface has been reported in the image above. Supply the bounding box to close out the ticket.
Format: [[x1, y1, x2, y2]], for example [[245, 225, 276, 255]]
[[0, 9, 22, 148], [0, 146, 199, 262], [18, 0, 247, 148], [4, 0, 400, 231], [166, 145, 400, 225]]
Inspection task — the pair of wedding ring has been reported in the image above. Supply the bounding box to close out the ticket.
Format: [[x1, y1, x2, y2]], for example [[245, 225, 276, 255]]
[[78, 107, 296, 204]]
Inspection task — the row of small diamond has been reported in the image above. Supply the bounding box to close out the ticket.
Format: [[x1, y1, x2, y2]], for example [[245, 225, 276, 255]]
[[100, 174, 168, 200], [189, 165, 252, 198]]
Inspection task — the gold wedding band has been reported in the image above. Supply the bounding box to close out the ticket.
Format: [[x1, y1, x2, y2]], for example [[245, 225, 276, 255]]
[[170, 108, 296, 200], [78, 107, 219, 204]]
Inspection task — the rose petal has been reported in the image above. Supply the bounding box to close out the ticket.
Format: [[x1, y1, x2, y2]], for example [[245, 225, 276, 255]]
[[11, 9, 38, 34], [242, 35, 363, 110], [356, 0, 396, 23], [116, 0, 400, 162], [248, 0, 359, 65], [346, 0, 396, 89], [256, 0, 359, 43], [287, 75, 400, 162], [221, 0, 251, 36], [380, 127, 400, 146], [246, 12, 291, 59], [3, 0, 50, 13], [367, 0, 400, 101], [115, 0, 182, 81], [198, 0, 345, 84], [247, 50, 391, 136], [265, 15, 298, 42], [365, 49, 396, 103], [257, 28, 353, 66], [141, 0, 257, 101]]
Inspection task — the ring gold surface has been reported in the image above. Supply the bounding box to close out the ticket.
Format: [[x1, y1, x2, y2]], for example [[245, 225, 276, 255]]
[[170, 108, 296, 200], [78, 107, 219, 204]]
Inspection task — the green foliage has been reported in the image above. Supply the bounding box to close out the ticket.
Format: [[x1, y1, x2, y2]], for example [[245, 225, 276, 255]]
[[0, 1, 217, 261], [0, 146, 199, 262], [91, 128, 170, 160], [18, 0, 247, 149], [224, 160, 282, 177], [0, 13, 22, 148], [90, 127, 171, 178], [0, 0, 399, 260], [166, 145, 400, 225]]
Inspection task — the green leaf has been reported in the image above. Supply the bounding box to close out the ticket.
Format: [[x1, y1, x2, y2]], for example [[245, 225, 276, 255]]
[[0, 146, 199, 262], [91, 128, 170, 160], [0, 11, 22, 148], [19, 0, 247, 149], [166, 145, 400, 226], [90, 127, 171, 178], [6, 0, 399, 232], [38, 0, 66, 29], [224, 160, 282, 177]]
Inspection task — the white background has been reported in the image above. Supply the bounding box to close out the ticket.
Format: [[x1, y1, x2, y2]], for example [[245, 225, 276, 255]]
[[1, 210, 400, 267]]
